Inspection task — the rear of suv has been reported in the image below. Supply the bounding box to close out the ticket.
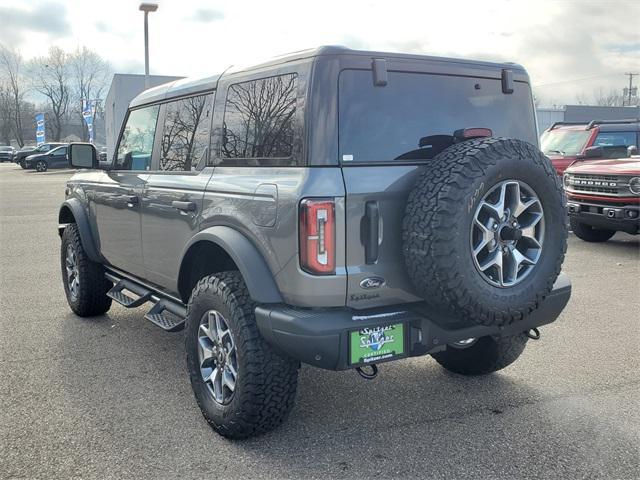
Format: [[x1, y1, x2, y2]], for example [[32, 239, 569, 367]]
[[541, 119, 640, 175], [59, 47, 571, 439]]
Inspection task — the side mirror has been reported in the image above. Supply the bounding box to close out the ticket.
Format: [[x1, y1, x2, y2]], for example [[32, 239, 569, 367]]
[[578, 145, 604, 159], [68, 142, 98, 169]]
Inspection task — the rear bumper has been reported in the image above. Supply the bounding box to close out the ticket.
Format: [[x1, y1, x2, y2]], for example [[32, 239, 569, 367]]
[[568, 200, 640, 234], [256, 273, 571, 370]]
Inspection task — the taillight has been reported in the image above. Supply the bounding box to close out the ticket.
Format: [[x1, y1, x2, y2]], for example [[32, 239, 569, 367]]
[[299, 198, 336, 275]]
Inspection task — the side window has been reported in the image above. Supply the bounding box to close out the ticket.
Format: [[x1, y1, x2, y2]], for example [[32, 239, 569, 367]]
[[594, 132, 636, 147], [159, 93, 214, 171], [115, 105, 159, 170], [54, 147, 67, 156], [222, 73, 297, 165], [594, 131, 637, 159]]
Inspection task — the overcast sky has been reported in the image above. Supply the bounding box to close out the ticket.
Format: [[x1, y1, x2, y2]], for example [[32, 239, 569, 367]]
[[1, 0, 638, 105]]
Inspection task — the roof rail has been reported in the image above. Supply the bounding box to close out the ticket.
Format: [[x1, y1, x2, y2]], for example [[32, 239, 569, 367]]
[[548, 118, 640, 131], [548, 121, 589, 130], [586, 118, 640, 129]]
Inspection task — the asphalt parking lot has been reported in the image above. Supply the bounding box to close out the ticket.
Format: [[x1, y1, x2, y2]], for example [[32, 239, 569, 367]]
[[0, 162, 639, 479]]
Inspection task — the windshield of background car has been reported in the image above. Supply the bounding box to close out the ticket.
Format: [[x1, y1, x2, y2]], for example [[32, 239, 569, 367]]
[[0, 146, 11, 151], [540, 129, 591, 156], [338, 70, 537, 163]]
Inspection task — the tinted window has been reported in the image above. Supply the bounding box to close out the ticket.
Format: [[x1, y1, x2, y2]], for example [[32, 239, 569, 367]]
[[159, 93, 214, 171], [51, 147, 67, 156], [339, 70, 537, 163], [594, 131, 636, 147], [222, 74, 297, 163], [115, 105, 159, 170]]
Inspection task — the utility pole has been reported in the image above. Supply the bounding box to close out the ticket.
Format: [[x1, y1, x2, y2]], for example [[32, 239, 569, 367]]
[[623, 72, 638, 106], [139, 3, 158, 90]]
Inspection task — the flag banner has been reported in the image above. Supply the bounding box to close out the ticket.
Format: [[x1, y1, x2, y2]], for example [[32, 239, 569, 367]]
[[82, 100, 95, 144], [35, 113, 45, 145]]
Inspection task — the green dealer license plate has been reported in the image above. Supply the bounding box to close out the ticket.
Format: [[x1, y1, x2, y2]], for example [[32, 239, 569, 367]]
[[349, 323, 405, 366]]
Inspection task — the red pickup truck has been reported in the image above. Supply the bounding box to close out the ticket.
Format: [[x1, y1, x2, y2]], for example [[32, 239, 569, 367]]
[[564, 155, 640, 242], [541, 119, 639, 176]]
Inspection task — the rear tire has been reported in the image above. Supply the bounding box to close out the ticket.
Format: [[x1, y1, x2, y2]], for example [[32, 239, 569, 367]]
[[570, 217, 615, 242], [60, 224, 112, 316], [432, 334, 528, 375], [185, 271, 299, 440]]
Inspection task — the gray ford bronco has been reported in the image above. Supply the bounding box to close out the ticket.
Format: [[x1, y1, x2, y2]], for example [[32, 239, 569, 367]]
[[59, 46, 571, 439]]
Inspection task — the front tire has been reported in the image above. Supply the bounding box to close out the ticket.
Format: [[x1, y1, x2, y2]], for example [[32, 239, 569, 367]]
[[185, 271, 299, 440], [432, 334, 528, 375], [36, 160, 47, 172], [61, 224, 112, 316], [570, 217, 615, 242]]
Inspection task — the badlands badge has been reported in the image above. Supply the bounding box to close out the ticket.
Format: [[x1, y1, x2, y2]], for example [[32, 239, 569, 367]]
[[349, 323, 405, 366]]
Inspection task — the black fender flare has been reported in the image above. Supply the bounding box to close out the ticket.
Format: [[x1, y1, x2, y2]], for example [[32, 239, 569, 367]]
[[58, 198, 101, 263], [179, 226, 283, 304]]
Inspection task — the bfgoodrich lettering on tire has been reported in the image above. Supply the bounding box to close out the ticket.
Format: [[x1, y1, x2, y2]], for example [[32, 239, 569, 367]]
[[403, 138, 567, 327], [185, 271, 299, 440]]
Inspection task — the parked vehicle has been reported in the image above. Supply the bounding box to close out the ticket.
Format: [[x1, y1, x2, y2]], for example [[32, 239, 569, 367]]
[[565, 148, 639, 241], [59, 46, 571, 439], [15, 143, 66, 168], [0, 146, 15, 162], [24, 146, 69, 172], [541, 119, 640, 175], [13, 145, 35, 165], [98, 146, 108, 162]]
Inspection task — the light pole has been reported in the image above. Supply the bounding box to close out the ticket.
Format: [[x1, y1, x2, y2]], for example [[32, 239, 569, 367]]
[[139, 2, 158, 89]]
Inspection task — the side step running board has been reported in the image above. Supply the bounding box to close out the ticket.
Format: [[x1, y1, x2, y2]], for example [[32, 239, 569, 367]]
[[107, 279, 152, 308], [144, 300, 186, 332], [105, 272, 186, 332]]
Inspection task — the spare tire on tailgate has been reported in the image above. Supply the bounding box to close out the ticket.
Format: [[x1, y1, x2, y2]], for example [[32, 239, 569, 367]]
[[402, 137, 567, 327]]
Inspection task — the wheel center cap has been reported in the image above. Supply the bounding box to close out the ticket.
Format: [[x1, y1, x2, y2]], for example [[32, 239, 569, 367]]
[[499, 224, 523, 242]]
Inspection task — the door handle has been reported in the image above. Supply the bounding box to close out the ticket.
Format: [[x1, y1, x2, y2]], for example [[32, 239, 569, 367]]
[[172, 201, 197, 212], [363, 201, 380, 264]]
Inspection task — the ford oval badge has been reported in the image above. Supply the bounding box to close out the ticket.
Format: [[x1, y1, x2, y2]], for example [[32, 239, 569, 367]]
[[360, 277, 385, 289]]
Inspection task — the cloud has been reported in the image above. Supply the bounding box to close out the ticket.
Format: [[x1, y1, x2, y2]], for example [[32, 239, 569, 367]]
[[95, 21, 110, 34], [189, 8, 224, 23], [0, 2, 71, 46]]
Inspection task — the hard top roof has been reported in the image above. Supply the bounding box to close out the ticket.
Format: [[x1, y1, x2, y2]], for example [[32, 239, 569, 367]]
[[130, 45, 526, 108]]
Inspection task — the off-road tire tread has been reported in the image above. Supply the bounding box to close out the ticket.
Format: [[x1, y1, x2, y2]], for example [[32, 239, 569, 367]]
[[186, 271, 299, 440], [432, 334, 528, 375], [61, 224, 112, 316], [403, 138, 567, 327]]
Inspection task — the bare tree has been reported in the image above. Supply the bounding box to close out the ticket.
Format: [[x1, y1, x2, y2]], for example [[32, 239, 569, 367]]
[[592, 87, 624, 107], [70, 46, 111, 141], [0, 83, 13, 144], [0, 45, 26, 146], [28, 47, 72, 141]]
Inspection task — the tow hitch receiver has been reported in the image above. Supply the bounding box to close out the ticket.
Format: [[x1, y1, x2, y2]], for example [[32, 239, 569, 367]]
[[356, 364, 379, 380]]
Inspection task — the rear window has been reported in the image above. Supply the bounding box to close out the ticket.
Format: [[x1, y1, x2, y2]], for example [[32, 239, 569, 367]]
[[338, 70, 537, 163]]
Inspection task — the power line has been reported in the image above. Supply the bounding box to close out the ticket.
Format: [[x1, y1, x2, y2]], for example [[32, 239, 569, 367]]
[[533, 73, 621, 88]]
